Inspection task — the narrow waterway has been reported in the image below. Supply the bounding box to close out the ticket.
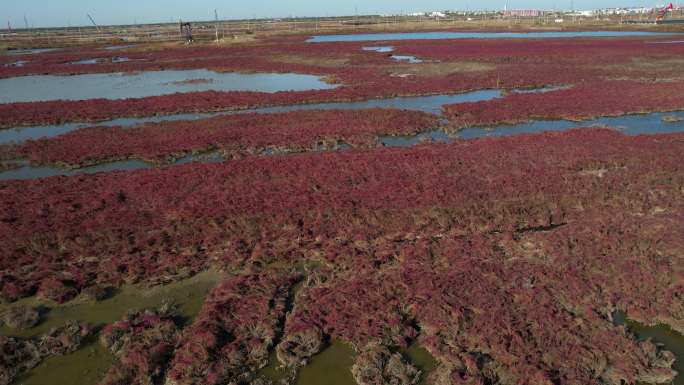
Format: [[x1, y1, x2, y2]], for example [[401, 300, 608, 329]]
[[3, 110, 684, 182]]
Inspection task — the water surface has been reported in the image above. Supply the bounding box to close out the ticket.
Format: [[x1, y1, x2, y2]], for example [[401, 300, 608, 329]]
[[392, 55, 423, 64], [4, 60, 28, 67], [613, 311, 684, 385], [0, 160, 151, 181], [103, 45, 136, 50], [0, 89, 502, 144], [295, 342, 357, 385], [0, 270, 222, 339], [3, 110, 684, 182], [0, 69, 336, 103], [362, 46, 395, 53], [457, 111, 684, 139], [3, 271, 222, 385], [5, 48, 59, 55]]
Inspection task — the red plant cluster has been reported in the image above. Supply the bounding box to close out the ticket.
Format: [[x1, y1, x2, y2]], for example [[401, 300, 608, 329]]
[[0, 128, 683, 384], [99, 308, 180, 385], [3, 36, 684, 127], [2, 109, 439, 167], [166, 270, 300, 384], [444, 81, 684, 128]]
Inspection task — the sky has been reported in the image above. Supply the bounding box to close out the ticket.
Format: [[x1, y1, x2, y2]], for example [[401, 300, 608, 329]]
[[3, 0, 663, 28]]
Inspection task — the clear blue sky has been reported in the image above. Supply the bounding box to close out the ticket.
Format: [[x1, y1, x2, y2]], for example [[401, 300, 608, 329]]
[[4, 0, 661, 28]]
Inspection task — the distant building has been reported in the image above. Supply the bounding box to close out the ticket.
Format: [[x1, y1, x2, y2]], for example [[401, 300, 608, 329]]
[[503, 9, 543, 17], [429, 11, 447, 18]]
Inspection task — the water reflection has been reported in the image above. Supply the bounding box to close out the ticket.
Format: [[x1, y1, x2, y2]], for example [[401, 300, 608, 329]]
[[391, 55, 423, 64], [3, 110, 684, 182], [0, 159, 151, 181], [362, 46, 395, 53], [0, 89, 502, 145], [103, 45, 136, 50], [5, 48, 60, 55], [0, 69, 337, 103]]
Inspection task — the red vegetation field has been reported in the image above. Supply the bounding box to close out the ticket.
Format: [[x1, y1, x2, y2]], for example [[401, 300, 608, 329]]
[[99, 308, 179, 385], [3, 36, 684, 128], [0, 109, 439, 167], [1, 128, 682, 384], [444, 81, 684, 128], [167, 270, 299, 384]]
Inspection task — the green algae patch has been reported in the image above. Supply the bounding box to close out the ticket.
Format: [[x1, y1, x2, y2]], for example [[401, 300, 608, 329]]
[[2, 271, 222, 385], [259, 342, 436, 385], [16, 339, 115, 385], [296, 341, 357, 385], [1, 270, 222, 339], [258, 341, 357, 385], [401, 344, 438, 384], [258, 349, 292, 383]]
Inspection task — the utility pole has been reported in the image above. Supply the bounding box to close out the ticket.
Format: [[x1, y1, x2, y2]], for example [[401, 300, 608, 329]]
[[214, 9, 219, 43], [7, 21, 11, 33], [23, 14, 29, 30], [571, 0, 576, 23], [87, 14, 101, 32]]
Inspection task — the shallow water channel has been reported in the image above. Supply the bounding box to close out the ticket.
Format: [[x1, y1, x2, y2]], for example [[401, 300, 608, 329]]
[[0, 69, 336, 103], [4, 48, 60, 56], [0, 89, 502, 145], [1, 84, 683, 181], [2, 271, 222, 385], [2, 109, 683, 182], [308, 31, 679, 43]]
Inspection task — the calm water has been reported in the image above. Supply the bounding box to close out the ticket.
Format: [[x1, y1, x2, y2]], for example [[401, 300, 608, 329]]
[[0, 160, 151, 181], [70, 58, 100, 65], [0, 89, 502, 145], [3, 110, 684, 181], [402, 344, 439, 385], [103, 45, 136, 50], [295, 342, 357, 385], [70, 57, 132, 65], [258, 341, 437, 385], [4, 271, 222, 385], [457, 111, 684, 139], [613, 311, 684, 385], [308, 31, 678, 43], [4, 60, 28, 67], [5, 48, 59, 55], [362, 46, 423, 63], [362, 46, 395, 53], [0, 70, 336, 103], [391, 55, 424, 64]]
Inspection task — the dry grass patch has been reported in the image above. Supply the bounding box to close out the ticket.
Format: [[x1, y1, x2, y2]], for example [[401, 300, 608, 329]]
[[384, 61, 495, 77], [267, 54, 353, 67], [598, 57, 684, 72]]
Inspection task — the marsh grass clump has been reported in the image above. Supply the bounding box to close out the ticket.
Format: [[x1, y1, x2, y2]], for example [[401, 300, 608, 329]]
[[2, 305, 40, 330], [0, 336, 41, 385], [351, 343, 421, 385]]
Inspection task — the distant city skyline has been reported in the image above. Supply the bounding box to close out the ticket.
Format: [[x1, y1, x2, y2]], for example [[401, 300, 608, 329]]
[[4, 0, 673, 28]]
